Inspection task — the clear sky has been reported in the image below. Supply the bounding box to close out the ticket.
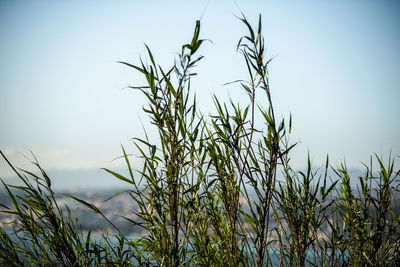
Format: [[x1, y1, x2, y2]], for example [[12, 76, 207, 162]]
[[1, 0, 399, 181]]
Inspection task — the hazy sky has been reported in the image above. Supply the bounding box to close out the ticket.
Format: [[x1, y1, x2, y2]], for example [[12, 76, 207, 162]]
[[1, 0, 399, 180]]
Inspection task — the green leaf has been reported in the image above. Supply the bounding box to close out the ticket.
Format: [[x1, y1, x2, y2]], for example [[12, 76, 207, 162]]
[[66, 194, 100, 214], [144, 43, 156, 67], [118, 61, 146, 75], [102, 168, 134, 185], [190, 20, 201, 48], [240, 15, 255, 41]]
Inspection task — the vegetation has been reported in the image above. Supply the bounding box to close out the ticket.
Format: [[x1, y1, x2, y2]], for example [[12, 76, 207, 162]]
[[1, 15, 399, 266]]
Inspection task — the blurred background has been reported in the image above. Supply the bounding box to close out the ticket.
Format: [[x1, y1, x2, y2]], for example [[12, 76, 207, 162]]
[[1, 0, 399, 190]]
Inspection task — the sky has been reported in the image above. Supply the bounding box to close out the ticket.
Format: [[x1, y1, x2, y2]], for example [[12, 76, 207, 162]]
[[1, 0, 399, 186]]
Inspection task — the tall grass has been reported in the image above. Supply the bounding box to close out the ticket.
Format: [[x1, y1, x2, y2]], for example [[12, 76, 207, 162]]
[[1, 14, 399, 266]]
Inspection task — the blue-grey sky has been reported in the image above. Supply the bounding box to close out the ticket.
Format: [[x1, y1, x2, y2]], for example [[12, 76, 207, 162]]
[[1, 0, 399, 181]]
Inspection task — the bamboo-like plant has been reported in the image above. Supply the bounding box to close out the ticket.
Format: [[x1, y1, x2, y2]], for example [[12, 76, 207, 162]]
[[0, 14, 399, 267], [334, 154, 400, 266], [274, 155, 337, 266], [108, 20, 208, 266], [0, 151, 133, 266]]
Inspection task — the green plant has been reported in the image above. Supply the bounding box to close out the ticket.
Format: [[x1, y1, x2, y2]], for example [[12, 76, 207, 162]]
[[0, 14, 399, 267], [334, 154, 400, 266], [0, 151, 135, 266], [274, 155, 336, 267], [110, 20, 208, 266]]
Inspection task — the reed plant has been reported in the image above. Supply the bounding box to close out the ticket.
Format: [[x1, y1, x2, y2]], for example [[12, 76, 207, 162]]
[[0, 151, 136, 266], [333, 154, 400, 266], [274, 155, 337, 266], [0, 14, 399, 267]]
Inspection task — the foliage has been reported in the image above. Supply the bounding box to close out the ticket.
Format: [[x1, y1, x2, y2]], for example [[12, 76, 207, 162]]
[[1, 14, 399, 266]]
